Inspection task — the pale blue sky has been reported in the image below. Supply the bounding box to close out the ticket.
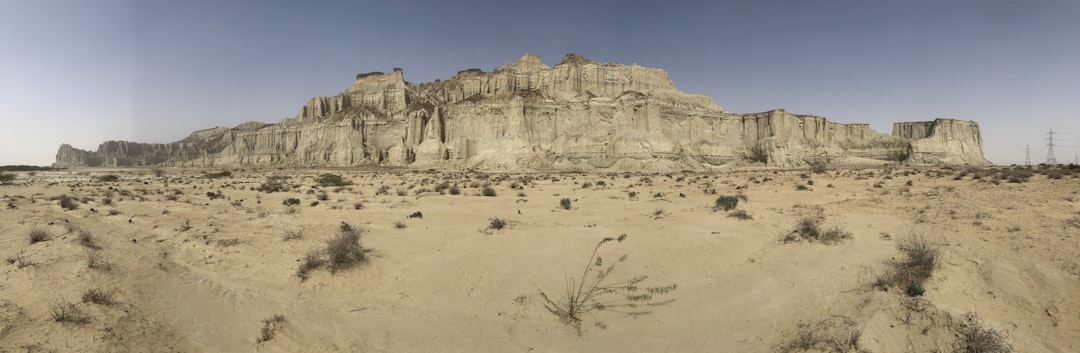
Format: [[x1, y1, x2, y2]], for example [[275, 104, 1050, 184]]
[[2, 0, 1078, 165]]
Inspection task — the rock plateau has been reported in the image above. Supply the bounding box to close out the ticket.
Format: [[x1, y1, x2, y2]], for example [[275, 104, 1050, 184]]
[[54, 53, 990, 170]]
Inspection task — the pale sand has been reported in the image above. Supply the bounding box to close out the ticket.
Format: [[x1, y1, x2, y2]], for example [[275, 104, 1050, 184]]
[[1, 167, 1077, 352]]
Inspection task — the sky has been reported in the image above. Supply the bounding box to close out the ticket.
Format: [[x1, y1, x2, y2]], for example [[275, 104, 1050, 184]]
[[1, 0, 1078, 166]]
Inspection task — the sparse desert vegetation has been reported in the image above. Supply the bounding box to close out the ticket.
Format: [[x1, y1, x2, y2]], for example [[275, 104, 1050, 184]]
[[48, 299, 91, 324], [539, 234, 676, 333], [255, 314, 287, 343], [559, 197, 572, 210], [326, 222, 367, 273], [488, 217, 506, 230], [0, 167, 1075, 352], [204, 170, 232, 179], [315, 173, 351, 187], [57, 194, 78, 210], [874, 234, 941, 297], [81, 288, 117, 305], [714, 195, 739, 211], [28, 227, 51, 243], [956, 312, 1013, 353], [783, 216, 852, 244]]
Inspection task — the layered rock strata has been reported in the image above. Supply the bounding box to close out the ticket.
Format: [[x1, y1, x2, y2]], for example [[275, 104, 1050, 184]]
[[54, 54, 989, 170]]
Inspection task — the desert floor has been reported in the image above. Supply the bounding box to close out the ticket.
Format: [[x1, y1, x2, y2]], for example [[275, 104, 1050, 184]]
[[1, 166, 1078, 353]]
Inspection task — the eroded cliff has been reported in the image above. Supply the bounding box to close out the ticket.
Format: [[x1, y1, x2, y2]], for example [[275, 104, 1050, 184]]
[[54, 53, 989, 170]]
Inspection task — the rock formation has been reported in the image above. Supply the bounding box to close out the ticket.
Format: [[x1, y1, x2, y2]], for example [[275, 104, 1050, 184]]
[[54, 53, 990, 170]]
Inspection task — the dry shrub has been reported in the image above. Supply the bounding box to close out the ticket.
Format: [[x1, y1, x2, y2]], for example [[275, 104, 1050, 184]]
[[78, 230, 100, 249], [217, 238, 242, 247], [49, 300, 90, 324], [256, 314, 287, 343], [894, 235, 940, 285], [785, 217, 851, 244], [258, 176, 290, 193], [29, 227, 51, 244], [282, 229, 303, 241], [315, 173, 350, 187], [86, 252, 115, 271], [489, 218, 506, 230], [296, 250, 325, 281], [327, 222, 366, 273], [714, 196, 738, 211], [539, 234, 677, 333], [956, 312, 1012, 353], [728, 210, 753, 220], [81, 288, 117, 305], [1066, 215, 1080, 229], [58, 195, 78, 210], [875, 234, 941, 296], [7, 255, 35, 268]]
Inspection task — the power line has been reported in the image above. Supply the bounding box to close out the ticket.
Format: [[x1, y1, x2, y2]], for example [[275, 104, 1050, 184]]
[[1046, 127, 1057, 165], [1025, 144, 1031, 166]]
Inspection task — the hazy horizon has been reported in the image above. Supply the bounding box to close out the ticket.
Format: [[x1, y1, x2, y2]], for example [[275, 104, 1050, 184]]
[[2, 0, 1078, 166]]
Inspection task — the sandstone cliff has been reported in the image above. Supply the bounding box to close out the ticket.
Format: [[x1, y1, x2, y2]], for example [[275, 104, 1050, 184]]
[[54, 53, 989, 170]]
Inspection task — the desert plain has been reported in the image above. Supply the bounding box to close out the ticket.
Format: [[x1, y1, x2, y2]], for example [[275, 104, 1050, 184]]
[[1, 165, 1078, 353]]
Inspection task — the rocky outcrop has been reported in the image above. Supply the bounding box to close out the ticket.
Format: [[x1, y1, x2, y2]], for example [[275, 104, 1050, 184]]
[[54, 53, 990, 170], [54, 124, 269, 168]]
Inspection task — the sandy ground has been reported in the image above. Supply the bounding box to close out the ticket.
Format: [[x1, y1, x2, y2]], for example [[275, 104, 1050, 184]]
[[0, 166, 1078, 353]]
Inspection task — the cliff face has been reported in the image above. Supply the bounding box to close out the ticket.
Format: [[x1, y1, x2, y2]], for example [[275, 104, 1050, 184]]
[[54, 53, 990, 170], [893, 119, 987, 165]]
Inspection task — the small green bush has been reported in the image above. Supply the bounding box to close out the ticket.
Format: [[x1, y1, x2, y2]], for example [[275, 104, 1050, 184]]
[[95, 175, 119, 182], [258, 176, 290, 193], [904, 283, 925, 297], [714, 196, 738, 211], [315, 173, 351, 187], [489, 218, 506, 230]]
